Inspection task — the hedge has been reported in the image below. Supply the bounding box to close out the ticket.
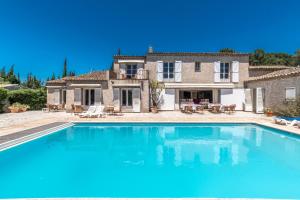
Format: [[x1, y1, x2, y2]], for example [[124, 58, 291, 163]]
[[7, 88, 47, 110], [0, 88, 8, 112]]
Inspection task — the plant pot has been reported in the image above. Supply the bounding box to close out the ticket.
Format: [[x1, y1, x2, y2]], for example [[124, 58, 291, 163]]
[[20, 108, 28, 112], [151, 107, 158, 113], [9, 107, 21, 113], [266, 112, 273, 117]]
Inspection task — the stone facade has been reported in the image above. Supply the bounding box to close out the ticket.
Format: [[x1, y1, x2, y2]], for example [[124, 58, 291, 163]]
[[145, 55, 249, 88], [246, 76, 300, 108], [47, 51, 251, 113]]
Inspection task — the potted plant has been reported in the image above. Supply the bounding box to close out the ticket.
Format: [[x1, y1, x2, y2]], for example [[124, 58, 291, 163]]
[[264, 107, 273, 117], [8, 103, 30, 113], [150, 80, 165, 113]]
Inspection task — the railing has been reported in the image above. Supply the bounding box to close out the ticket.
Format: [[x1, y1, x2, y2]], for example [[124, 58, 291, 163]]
[[117, 69, 149, 80]]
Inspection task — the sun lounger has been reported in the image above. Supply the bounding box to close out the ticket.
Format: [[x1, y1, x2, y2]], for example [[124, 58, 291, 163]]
[[79, 106, 96, 118], [89, 106, 106, 118], [274, 117, 298, 126]]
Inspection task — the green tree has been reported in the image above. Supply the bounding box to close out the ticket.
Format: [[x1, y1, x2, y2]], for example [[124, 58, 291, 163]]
[[295, 49, 300, 66], [0, 67, 6, 80], [250, 49, 266, 66], [68, 71, 75, 76], [6, 65, 19, 84], [51, 73, 56, 80], [219, 48, 235, 53], [62, 58, 68, 78]]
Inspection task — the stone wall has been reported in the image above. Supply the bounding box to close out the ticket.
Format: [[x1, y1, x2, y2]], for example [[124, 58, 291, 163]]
[[246, 76, 300, 108], [145, 60, 249, 88]]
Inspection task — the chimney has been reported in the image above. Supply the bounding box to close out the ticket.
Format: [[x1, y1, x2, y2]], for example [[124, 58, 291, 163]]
[[148, 45, 154, 53]]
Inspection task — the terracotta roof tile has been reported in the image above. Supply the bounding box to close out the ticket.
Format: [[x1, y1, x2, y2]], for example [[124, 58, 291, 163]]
[[247, 67, 300, 82], [46, 71, 109, 85], [147, 52, 249, 56], [64, 71, 108, 81]]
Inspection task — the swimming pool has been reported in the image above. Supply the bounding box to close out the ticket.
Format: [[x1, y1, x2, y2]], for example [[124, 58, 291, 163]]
[[1, 123, 300, 198]]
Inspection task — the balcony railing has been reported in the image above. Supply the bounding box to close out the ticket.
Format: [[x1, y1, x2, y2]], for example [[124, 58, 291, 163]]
[[117, 69, 149, 80]]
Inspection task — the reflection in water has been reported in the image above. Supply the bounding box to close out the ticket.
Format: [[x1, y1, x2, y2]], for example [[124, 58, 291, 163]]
[[2, 123, 300, 198], [50, 124, 300, 170]]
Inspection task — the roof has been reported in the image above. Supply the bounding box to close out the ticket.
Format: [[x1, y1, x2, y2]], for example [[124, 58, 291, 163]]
[[47, 71, 108, 84], [247, 67, 300, 82], [64, 71, 108, 81], [46, 78, 67, 84], [114, 55, 146, 60], [147, 52, 249, 56], [249, 65, 291, 70]]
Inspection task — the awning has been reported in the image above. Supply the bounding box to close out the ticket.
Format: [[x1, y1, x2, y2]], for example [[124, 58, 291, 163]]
[[164, 83, 235, 89], [112, 83, 140, 87], [69, 84, 101, 87], [118, 60, 145, 63], [46, 86, 65, 88]]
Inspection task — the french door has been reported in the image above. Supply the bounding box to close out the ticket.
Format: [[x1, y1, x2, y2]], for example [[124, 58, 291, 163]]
[[121, 88, 133, 108]]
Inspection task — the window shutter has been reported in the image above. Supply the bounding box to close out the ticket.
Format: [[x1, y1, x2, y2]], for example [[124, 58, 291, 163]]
[[132, 88, 141, 112], [54, 89, 60, 105], [95, 88, 101, 105], [232, 61, 239, 83], [74, 88, 82, 105], [286, 87, 296, 100], [175, 61, 182, 82], [113, 88, 120, 109], [157, 61, 163, 82], [214, 61, 221, 82]]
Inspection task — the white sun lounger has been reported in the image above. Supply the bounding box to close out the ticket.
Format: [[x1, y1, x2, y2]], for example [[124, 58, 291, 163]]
[[79, 106, 96, 118], [278, 119, 298, 126], [89, 105, 106, 118]]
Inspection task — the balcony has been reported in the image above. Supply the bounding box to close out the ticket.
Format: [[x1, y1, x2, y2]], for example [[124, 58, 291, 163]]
[[116, 69, 149, 80]]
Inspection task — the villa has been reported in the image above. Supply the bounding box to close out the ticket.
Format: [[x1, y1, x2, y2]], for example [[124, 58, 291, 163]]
[[46, 47, 299, 113]]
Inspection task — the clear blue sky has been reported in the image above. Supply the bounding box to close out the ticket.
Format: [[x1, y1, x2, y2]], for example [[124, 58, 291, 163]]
[[0, 0, 300, 80]]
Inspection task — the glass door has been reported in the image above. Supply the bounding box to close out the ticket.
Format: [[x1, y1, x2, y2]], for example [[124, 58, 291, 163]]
[[121, 88, 133, 108]]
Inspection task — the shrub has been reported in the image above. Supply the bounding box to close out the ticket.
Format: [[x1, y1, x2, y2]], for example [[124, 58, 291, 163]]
[[0, 88, 8, 112], [273, 97, 300, 117], [7, 88, 46, 110], [8, 102, 30, 112]]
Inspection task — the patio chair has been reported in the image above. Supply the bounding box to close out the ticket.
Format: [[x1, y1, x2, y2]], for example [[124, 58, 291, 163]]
[[79, 106, 96, 118], [211, 105, 221, 113], [195, 105, 204, 114], [182, 106, 193, 114], [229, 104, 236, 114]]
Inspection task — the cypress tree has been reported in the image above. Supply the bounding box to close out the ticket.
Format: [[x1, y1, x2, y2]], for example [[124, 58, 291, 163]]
[[62, 58, 68, 78]]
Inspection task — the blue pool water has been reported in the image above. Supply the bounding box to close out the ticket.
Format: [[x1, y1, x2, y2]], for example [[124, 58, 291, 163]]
[[1, 123, 300, 198]]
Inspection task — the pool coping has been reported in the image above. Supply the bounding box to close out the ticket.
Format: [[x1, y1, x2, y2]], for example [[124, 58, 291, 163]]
[[0, 122, 74, 151]]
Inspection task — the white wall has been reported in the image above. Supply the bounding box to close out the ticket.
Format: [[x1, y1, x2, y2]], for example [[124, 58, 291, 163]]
[[220, 89, 245, 110], [159, 89, 175, 111]]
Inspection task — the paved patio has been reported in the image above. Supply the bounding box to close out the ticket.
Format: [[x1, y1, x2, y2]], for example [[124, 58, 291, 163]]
[[1, 110, 300, 137]]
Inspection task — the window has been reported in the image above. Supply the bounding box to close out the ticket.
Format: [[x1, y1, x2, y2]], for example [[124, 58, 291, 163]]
[[90, 89, 95, 105], [126, 64, 137, 78], [85, 90, 89, 105], [163, 62, 174, 80], [195, 62, 201, 72], [84, 89, 95, 106], [285, 87, 296, 101], [220, 62, 230, 79]]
